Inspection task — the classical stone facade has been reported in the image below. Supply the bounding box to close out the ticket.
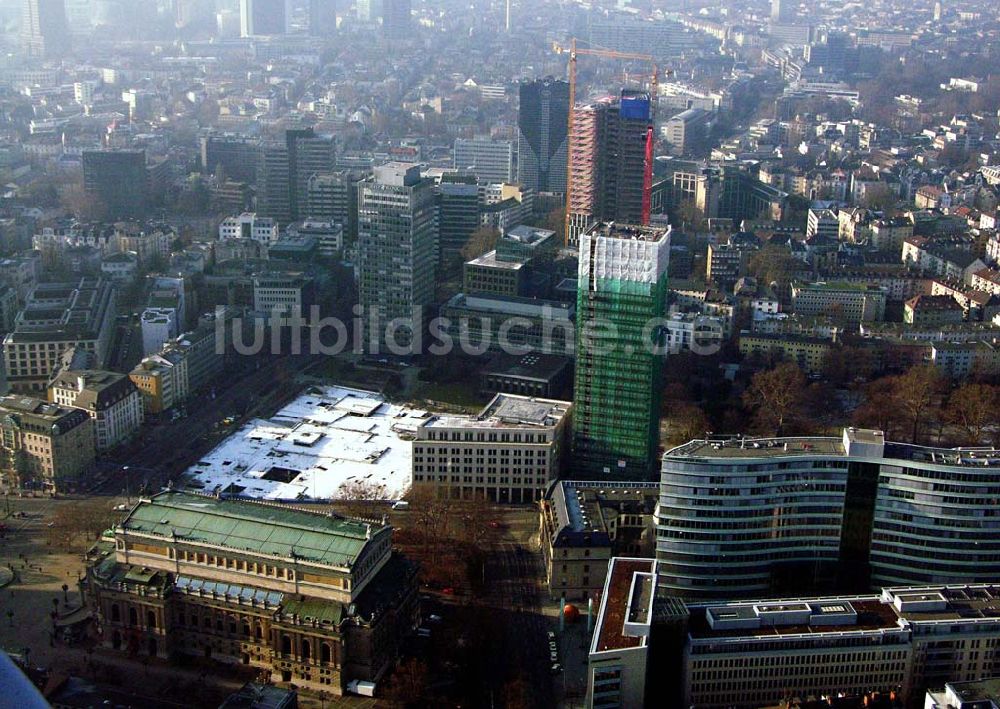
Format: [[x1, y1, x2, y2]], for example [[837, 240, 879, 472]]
[[84, 492, 419, 695]]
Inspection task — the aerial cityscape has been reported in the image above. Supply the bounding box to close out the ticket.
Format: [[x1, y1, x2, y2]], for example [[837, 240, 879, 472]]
[[0, 0, 999, 707]]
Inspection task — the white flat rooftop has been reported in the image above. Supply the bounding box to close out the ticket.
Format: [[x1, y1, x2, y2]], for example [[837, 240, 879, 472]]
[[181, 385, 427, 501]]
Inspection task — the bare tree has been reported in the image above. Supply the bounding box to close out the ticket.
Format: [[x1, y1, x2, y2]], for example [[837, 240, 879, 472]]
[[743, 362, 807, 436], [945, 383, 999, 446], [852, 376, 904, 440], [45, 498, 120, 550], [381, 657, 430, 707], [664, 402, 712, 447], [461, 225, 501, 262], [336, 479, 388, 521], [894, 365, 946, 444]]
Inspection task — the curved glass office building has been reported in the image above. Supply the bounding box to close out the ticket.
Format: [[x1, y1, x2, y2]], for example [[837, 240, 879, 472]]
[[657, 428, 1000, 599]]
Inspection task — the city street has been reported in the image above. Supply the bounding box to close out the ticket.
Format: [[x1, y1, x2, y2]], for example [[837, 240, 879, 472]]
[[95, 352, 323, 497]]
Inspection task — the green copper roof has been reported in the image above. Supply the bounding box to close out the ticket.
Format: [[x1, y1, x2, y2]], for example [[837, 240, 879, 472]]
[[121, 491, 379, 568], [282, 597, 345, 626]]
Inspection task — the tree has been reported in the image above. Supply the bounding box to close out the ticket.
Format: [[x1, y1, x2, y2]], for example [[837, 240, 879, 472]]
[[894, 365, 946, 444], [676, 199, 706, 232], [945, 383, 999, 446], [336, 479, 388, 521], [539, 206, 565, 244], [60, 182, 108, 221], [501, 676, 536, 709], [860, 183, 895, 211], [664, 402, 712, 447], [743, 362, 807, 436], [852, 376, 904, 439], [44, 498, 120, 550], [746, 245, 803, 292], [460, 225, 500, 262], [381, 657, 429, 707]]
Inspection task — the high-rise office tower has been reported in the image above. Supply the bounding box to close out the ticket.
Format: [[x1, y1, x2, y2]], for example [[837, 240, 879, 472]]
[[572, 222, 670, 480], [309, 0, 337, 35], [517, 78, 570, 195], [306, 170, 366, 243], [357, 163, 437, 353], [21, 0, 68, 58], [770, 0, 793, 23], [240, 0, 288, 37], [438, 181, 481, 267], [258, 129, 335, 224], [82, 150, 148, 220], [381, 0, 410, 38], [567, 90, 653, 244], [201, 134, 262, 184], [356, 0, 379, 22], [454, 137, 515, 185]]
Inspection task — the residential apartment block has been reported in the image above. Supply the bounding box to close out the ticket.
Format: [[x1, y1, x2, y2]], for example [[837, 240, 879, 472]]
[[791, 281, 887, 323]]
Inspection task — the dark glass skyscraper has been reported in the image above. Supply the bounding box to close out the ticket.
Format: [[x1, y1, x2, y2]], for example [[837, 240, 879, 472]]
[[21, 0, 67, 58], [240, 0, 287, 37], [82, 150, 148, 220], [382, 0, 410, 38], [309, 0, 337, 36], [516, 78, 569, 195]]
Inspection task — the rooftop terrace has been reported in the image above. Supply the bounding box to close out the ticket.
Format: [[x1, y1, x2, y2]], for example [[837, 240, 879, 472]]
[[592, 558, 654, 654]]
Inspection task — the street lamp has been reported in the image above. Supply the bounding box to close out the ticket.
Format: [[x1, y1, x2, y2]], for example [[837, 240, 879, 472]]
[[123, 466, 130, 504]]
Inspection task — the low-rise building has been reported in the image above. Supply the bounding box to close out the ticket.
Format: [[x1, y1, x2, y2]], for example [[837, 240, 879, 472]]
[[114, 222, 175, 267], [49, 370, 143, 451], [738, 331, 833, 373], [903, 236, 987, 286], [141, 307, 179, 357], [439, 293, 574, 356], [588, 573, 1000, 709], [0, 395, 95, 491], [665, 312, 726, 354], [791, 281, 887, 322], [926, 678, 1000, 709], [806, 208, 839, 240], [586, 557, 658, 709], [83, 491, 419, 696], [100, 251, 139, 285], [219, 213, 280, 244], [904, 294, 966, 326], [931, 340, 1000, 379], [286, 220, 343, 258], [540, 481, 657, 602], [411, 394, 570, 504], [480, 353, 572, 399], [129, 357, 181, 414], [253, 274, 315, 320]]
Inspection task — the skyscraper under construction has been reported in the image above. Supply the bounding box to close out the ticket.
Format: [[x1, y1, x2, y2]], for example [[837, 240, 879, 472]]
[[567, 90, 654, 245], [572, 221, 671, 480]]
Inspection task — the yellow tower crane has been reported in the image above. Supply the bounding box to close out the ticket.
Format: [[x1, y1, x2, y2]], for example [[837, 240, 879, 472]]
[[552, 39, 671, 246]]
